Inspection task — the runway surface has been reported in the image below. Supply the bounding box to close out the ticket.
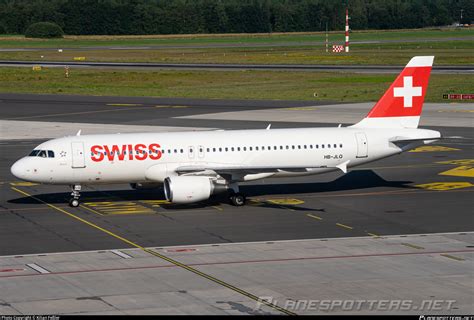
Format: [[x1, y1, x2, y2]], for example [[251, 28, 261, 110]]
[[1, 60, 471, 73], [0, 93, 472, 257]]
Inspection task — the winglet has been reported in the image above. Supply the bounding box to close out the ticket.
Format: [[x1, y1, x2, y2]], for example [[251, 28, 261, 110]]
[[336, 160, 350, 174], [76, 129, 82, 136], [266, 124, 271, 130]]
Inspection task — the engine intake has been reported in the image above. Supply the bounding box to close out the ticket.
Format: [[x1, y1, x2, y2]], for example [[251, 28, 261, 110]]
[[164, 176, 218, 204]]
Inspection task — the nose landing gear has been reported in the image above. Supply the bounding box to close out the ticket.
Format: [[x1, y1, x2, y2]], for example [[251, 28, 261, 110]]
[[69, 184, 81, 207]]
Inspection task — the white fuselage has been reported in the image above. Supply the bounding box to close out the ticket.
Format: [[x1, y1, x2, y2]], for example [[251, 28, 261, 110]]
[[11, 126, 440, 185]]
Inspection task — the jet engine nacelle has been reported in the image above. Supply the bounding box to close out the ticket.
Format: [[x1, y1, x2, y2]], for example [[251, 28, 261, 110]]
[[164, 176, 215, 204]]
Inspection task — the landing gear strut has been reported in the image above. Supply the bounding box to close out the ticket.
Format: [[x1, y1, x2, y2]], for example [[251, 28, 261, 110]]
[[69, 184, 81, 207], [228, 182, 246, 206]]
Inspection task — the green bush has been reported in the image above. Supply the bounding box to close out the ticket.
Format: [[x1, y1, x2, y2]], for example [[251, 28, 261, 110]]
[[0, 24, 5, 34], [24, 22, 64, 38]]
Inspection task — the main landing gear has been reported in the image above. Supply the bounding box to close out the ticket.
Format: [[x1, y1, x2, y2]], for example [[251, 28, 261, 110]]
[[228, 183, 246, 206], [229, 193, 246, 206], [69, 184, 81, 207]]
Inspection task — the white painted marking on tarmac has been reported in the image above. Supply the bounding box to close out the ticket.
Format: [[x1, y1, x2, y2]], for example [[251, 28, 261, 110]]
[[26, 263, 50, 274], [110, 250, 133, 259]]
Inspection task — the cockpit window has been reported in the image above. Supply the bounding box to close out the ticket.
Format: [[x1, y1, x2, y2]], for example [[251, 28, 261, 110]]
[[28, 149, 55, 158]]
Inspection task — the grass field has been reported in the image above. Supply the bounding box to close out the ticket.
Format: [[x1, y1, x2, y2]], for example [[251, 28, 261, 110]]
[[0, 28, 472, 48], [0, 29, 471, 101], [0, 40, 471, 65], [0, 67, 471, 103], [0, 28, 471, 65]]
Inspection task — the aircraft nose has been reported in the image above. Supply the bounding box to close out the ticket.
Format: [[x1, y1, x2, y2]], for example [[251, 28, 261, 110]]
[[11, 158, 28, 180]]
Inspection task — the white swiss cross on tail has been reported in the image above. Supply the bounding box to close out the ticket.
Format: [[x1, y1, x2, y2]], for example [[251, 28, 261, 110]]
[[393, 76, 422, 108], [352, 56, 434, 129]]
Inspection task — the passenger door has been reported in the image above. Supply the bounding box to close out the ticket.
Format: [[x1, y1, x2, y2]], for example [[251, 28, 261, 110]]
[[355, 133, 368, 158], [71, 142, 86, 168]]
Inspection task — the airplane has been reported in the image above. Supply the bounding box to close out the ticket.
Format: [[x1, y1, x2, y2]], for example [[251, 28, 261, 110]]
[[11, 56, 440, 208]]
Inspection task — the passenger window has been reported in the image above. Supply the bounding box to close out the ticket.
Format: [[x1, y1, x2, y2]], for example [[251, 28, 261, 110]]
[[225, 147, 228, 152], [310, 145, 313, 149], [292, 146, 295, 149], [298, 145, 301, 149], [231, 147, 235, 151], [327, 144, 331, 148], [322, 144, 325, 149], [237, 147, 241, 151], [213, 148, 216, 152], [280, 146, 283, 150], [304, 145, 307, 149], [219, 147, 222, 152], [340, 144, 343, 148], [334, 144, 337, 148], [316, 144, 319, 148], [250, 147, 253, 151], [180, 149, 184, 153], [206, 148, 210, 152], [286, 146, 289, 149], [256, 146, 259, 151], [243, 147, 246, 151]]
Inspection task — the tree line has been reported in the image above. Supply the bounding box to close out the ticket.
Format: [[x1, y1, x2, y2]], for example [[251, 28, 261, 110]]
[[0, 0, 471, 35]]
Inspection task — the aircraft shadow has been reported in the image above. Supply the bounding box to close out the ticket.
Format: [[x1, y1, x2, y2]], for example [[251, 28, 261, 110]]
[[8, 170, 412, 210]]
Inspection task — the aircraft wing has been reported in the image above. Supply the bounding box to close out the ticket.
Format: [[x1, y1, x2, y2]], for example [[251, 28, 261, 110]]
[[176, 160, 350, 175]]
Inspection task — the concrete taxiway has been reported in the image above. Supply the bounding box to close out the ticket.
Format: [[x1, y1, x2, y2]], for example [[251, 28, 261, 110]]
[[0, 233, 472, 315], [1, 61, 472, 74], [0, 93, 472, 314]]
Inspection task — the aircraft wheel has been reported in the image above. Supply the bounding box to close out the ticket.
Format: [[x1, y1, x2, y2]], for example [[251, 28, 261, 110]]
[[69, 198, 80, 207], [230, 193, 246, 206]]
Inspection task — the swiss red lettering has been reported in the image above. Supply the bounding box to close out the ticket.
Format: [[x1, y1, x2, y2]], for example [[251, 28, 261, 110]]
[[91, 145, 104, 162], [149, 143, 162, 160], [134, 144, 147, 161], [128, 144, 133, 160], [91, 143, 163, 162], [104, 145, 127, 161]]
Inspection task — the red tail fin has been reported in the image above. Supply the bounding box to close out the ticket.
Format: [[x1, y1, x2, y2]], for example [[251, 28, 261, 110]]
[[352, 56, 434, 129]]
